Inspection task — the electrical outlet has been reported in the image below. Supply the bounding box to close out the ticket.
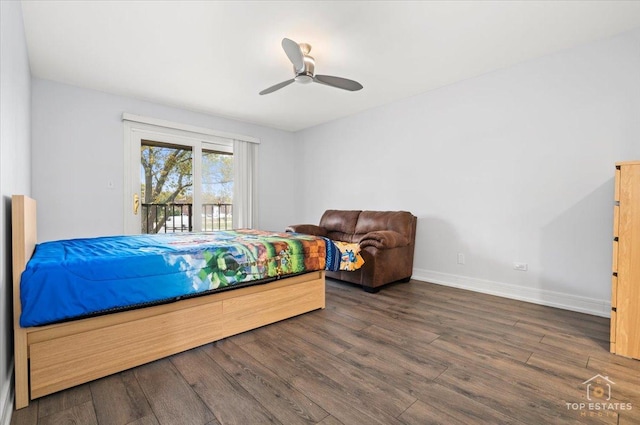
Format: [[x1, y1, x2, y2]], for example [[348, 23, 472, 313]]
[[513, 262, 528, 271], [457, 253, 465, 265]]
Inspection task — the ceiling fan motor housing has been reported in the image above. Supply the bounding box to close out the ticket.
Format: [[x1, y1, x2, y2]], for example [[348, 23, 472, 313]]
[[294, 54, 315, 84]]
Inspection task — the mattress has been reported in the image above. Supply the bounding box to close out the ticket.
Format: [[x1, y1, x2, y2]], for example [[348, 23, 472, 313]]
[[20, 229, 339, 327]]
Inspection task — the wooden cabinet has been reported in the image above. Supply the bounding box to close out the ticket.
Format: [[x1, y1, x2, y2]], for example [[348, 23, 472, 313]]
[[611, 161, 640, 358]]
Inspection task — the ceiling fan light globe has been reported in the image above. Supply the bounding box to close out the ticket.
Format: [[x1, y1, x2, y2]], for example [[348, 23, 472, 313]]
[[295, 74, 313, 84]]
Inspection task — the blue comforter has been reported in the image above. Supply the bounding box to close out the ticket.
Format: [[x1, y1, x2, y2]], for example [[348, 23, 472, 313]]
[[20, 230, 339, 327]]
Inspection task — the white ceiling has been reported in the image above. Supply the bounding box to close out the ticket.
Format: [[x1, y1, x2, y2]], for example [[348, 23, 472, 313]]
[[20, 1, 640, 132]]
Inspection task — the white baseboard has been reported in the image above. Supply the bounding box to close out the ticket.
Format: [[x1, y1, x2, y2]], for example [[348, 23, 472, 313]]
[[0, 365, 13, 425], [412, 268, 610, 318]]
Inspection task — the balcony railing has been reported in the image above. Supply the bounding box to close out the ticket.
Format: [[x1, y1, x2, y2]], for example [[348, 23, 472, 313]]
[[142, 203, 233, 234]]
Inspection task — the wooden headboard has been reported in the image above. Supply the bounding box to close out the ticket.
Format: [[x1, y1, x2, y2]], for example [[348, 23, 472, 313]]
[[12, 195, 37, 282], [11, 195, 36, 408]]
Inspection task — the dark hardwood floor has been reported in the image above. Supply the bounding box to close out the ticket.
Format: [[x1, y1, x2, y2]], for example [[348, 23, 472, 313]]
[[11, 279, 640, 425]]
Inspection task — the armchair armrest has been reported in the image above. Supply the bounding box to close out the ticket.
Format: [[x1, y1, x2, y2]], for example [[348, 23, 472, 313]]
[[359, 230, 409, 249], [285, 224, 328, 237]]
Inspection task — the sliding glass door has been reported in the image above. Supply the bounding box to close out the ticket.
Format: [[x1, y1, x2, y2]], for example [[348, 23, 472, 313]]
[[125, 127, 234, 234], [123, 115, 257, 234]]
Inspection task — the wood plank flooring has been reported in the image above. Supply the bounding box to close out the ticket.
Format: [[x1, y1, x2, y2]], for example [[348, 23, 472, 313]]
[[11, 279, 640, 425]]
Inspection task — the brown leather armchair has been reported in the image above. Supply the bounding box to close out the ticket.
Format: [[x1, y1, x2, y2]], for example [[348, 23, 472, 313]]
[[287, 210, 417, 292]]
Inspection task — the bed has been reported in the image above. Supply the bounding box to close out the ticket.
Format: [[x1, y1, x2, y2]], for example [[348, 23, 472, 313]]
[[12, 195, 328, 409]]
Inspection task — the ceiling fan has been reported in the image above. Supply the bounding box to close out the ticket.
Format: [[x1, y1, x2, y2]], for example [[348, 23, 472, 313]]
[[259, 38, 363, 95]]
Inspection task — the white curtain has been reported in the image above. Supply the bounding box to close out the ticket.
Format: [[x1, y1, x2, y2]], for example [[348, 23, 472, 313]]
[[232, 139, 258, 228]]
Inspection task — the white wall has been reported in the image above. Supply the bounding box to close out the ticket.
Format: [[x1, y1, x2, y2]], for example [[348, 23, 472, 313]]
[[0, 1, 32, 422], [31, 79, 297, 242], [295, 28, 640, 316]]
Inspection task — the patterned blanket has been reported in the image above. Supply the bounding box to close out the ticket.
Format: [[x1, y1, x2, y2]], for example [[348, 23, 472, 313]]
[[20, 229, 339, 326]]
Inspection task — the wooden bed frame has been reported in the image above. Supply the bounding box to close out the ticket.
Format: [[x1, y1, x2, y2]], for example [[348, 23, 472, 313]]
[[11, 195, 325, 409]]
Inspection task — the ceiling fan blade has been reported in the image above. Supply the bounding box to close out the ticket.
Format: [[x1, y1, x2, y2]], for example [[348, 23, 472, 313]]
[[313, 75, 363, 91], [259, 79, 295, 95], [282, 38, 304, 72]]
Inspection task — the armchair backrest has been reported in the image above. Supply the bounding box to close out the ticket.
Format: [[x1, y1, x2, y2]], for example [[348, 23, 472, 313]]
[[319, 210, 361, 242], [319, 210, 416, 245], [354, 211, 416, 243]]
